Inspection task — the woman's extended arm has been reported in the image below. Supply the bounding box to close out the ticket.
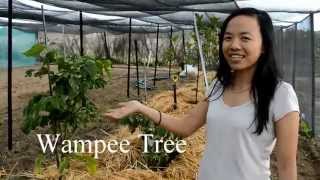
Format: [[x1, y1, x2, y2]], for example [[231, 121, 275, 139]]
[[104, 100, 209, 137], [275, 111, 300, 180]]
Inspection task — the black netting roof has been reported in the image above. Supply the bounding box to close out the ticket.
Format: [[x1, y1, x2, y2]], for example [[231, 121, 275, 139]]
[[0, 0, 319, 33]]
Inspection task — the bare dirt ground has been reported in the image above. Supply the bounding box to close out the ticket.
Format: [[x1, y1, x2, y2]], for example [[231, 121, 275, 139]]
[[0, 64, 319, 179]]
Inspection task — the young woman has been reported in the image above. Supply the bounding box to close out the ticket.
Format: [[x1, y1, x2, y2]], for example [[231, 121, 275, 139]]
[[104, 8, 300, 180]]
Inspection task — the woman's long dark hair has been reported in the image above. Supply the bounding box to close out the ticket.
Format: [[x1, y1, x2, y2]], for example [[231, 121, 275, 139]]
[[210, 8, 281, 135]]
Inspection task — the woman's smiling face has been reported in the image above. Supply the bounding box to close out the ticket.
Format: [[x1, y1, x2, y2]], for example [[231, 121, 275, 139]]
[[222, 15, 263, 72]]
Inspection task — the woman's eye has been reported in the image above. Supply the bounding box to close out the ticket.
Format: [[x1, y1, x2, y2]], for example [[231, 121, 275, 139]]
[[241, 37, 251, 41], [223, 36, 232, 41]]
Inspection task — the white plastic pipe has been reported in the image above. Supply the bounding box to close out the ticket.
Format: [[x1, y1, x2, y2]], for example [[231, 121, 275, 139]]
[[194, 13, 209, 91], [41, 5, 47, 46], [143, 49, 152, 102]]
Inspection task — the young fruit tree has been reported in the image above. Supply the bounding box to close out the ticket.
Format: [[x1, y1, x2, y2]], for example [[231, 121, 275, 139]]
[[22, 43, 112, 176]]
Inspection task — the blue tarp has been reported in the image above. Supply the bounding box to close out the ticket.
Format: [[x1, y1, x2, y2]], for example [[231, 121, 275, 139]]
[[0, 26, 37, 68]]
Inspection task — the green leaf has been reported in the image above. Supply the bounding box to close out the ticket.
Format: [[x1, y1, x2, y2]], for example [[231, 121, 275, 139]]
[[34, 154, 44, 174], [56, 57, 65, 69], [300, 120, 312, 138], [49, 96, 65, 111], [85, 156, 97, 175], [72, 154, 97, 175], [24, 43, 46, 57], [94, 79, 106, 89], [120, 116, 130, 125], [69, 77, 79, 92], [25, 69, 35, 77], [22, 94, 48, 134], [103, 60, 112, 79], [39, 116, 50, 127], [34, 66, 49, 77], [83, 61, 97, 78], [172, 35, 179, 44], [45, 50, 57, 64], [59, 157, 70, 174]]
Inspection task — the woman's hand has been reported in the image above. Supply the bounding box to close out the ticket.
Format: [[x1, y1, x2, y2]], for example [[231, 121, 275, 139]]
[[104, 100, 142, 122]]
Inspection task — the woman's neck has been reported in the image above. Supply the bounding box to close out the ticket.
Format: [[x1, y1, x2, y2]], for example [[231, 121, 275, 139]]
[[230, 67, 255, 90]]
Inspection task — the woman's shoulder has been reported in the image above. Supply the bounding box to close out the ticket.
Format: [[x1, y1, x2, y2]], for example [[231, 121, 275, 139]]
[[271, 80, 299, 122], [276, 80, 293, 88], [274, 80, 295, 96]]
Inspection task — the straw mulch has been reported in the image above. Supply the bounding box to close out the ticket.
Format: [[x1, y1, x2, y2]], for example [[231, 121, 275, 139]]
[[36, 80, 207, 180]]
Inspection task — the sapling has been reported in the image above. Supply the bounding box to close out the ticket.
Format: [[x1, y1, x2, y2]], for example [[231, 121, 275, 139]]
[[22, 43, 112, 176]]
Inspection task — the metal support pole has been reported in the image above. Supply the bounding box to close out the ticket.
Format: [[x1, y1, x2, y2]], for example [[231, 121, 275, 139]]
[[134, 40, 140, 98], [36, 31, 39, 43], [194, 13, 209, 90], [310, 13, 316, 137], [153, 24, 159, 87], [80, 11, 84, 56], [292, 23, 297, 89], [196, 47, 200, 103], [169, 26, 173, 78], [279, 27, 284, 73], [193, 27, 200, 103], [7, 0, 13, 150], [103, 32, 110, 59], [127, 18, 132, 98], [182, 30, 186, 73], [62, 25, 66, 61], [173, 83, 177, 109]]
